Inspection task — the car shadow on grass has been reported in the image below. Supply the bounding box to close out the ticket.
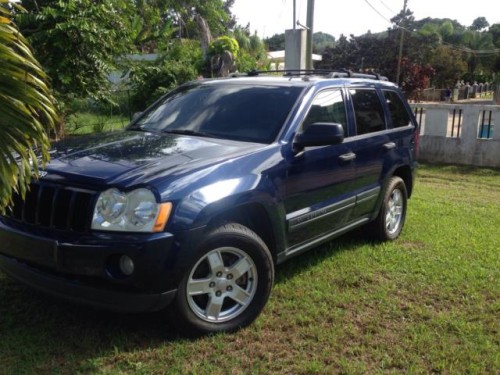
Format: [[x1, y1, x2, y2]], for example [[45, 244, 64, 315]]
[[0, 274, 186, 373], [0, 229, 375, 373]]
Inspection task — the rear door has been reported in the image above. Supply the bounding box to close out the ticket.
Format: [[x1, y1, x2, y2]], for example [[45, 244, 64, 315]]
[[348, 87, 414, 219]]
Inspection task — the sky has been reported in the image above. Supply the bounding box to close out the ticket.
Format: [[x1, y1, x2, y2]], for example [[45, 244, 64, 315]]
[[231, 0, 500, 39]]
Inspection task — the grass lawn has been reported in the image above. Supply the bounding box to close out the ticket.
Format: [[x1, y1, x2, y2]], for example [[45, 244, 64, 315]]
[[67, 112, 130, 135], [0, 164, 498, 374]]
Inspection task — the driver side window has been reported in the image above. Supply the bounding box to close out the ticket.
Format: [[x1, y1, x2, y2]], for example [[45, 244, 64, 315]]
[[302, 90, 347, 134]]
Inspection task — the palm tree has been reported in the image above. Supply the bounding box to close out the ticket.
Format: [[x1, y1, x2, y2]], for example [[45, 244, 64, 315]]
[[0, 2, 57, 213]]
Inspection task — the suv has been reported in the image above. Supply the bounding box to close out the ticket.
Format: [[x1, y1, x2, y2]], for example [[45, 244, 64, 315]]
[[0, 71, 418, 334]]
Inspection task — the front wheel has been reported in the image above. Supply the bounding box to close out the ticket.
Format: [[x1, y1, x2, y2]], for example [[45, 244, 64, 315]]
[[371, 176, 408, 241], [173, 223, 274, 334]]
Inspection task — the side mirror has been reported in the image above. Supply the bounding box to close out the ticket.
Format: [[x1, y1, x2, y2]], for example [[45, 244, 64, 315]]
[[293, 122, 344, 153]]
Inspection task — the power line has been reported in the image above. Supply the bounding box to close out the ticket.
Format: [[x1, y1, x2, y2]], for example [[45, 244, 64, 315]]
[[363, 0, 393, 24], [376, 0, 397, 17]]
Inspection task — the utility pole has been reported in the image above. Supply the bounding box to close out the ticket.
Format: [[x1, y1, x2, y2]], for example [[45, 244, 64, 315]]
[[305, 0, 315, 70], [396, 0, 408, 86], [293, 0, 296, 30]]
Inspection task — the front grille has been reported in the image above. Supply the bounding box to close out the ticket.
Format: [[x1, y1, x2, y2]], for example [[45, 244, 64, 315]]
[[4, 182, 97, 233]]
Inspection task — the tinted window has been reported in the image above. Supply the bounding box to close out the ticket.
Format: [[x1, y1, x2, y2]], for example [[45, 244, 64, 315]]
[[350, 89, 386, 135], [383, 90, 412, 128], [133, 84, 303, 143], [302, 89, 347, 134]]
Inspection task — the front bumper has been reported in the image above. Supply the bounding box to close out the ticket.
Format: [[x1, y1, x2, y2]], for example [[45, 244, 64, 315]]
[[0, 254, 176, 312], [0, 220, 183, 313]]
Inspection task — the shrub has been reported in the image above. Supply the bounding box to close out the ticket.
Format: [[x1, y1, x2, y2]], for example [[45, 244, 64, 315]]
[[129, 39, 202, 111]]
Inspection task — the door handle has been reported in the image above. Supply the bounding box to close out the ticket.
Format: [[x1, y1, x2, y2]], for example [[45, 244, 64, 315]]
[[383, 142, 396, 151], [339, 152, 356, 162]]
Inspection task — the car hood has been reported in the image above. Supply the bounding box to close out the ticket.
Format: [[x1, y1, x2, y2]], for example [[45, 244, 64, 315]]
[[41, 131, 263, 187]]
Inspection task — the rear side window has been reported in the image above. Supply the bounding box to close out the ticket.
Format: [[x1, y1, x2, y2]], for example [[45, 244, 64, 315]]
[[383, 90, 412, 128], [350, 89, 386, 135], [302, 89, 347, 134]]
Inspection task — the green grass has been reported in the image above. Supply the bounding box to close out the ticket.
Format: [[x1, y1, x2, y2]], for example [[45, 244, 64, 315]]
[[0, 164, 499, 374], [67, 112, 130, 135]]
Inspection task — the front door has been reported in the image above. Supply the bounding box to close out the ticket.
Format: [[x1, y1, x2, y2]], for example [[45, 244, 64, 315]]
[[284, 89, 356, 251]]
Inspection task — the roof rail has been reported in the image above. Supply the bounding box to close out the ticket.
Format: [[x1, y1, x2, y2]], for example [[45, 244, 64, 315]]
[[229, 69, 389, 81], [326, 69, 389, 81]]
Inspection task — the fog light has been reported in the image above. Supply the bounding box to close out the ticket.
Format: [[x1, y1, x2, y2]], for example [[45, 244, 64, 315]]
[[119, 255, 135, 276]]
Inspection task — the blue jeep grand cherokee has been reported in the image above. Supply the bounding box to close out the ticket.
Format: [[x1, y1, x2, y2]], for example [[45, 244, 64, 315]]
[[0, 71, 418, 333]]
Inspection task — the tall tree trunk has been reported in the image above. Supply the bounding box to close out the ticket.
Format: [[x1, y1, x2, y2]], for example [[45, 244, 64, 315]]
[[195, 14, 212, 60]]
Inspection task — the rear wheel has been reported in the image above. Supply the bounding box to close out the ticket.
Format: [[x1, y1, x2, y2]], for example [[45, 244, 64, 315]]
[[371, 176, 407, 241], [174, 223, 274, 334]]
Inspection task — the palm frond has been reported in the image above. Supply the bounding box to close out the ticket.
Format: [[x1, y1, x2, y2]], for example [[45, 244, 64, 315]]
[[0, 4, 58, 213]]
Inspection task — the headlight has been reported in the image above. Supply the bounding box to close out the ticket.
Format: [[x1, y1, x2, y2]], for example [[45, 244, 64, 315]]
[[92, 188, 171, 232]]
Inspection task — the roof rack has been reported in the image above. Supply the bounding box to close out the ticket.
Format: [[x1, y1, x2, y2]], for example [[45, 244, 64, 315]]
[[229, 69, 388, 81], [326, 69, 388, 81]]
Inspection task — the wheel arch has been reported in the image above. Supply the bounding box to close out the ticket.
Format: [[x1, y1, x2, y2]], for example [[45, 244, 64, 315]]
[[392, 164, 414, 198], [204, 203, 282, 265]]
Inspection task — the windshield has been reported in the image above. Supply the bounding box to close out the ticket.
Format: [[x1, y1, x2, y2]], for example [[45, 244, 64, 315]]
[[130, 83, 303, 143]]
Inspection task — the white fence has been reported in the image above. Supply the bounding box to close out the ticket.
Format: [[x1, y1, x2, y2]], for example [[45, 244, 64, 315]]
[[411, 103, 500, 168]]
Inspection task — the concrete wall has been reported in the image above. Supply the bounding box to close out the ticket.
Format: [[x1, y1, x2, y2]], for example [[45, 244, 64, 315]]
[[411, 103, 500, 168]]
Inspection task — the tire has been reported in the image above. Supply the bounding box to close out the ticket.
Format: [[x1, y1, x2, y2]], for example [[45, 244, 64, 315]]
[[371, 176, 408, 241], [173, 223, 274, 334]]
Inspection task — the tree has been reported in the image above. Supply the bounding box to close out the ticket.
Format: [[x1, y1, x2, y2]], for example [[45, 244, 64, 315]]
[[470, 17, 489, 31], [17, 0, 133, 102], [313, 32, 335, 54], [461, 30, 495, 80], [488, 23, 500, 47], [169, 0, 232, 39], [129, 39, 202, 110], [399, 58, 435, 99], [264, 33, 285, 51], [232, 26, 267, 72], [426, 45, 467, 87], [317, 34, 358, 71], [129, 0, 176, 53], [0, 1, 57, 212], [265, 31, 335, 54]]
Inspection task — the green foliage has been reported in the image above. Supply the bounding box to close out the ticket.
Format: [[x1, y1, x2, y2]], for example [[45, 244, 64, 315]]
[[470, 17, 489, 31], [0, 2, 57, 212], [312, 32, 335, 54], [232, 26, 267, 72], [209, 36, 239, 59], [461, 30, 496, 80], [318, 33, 399, 78], [426, 45, 467, 88], [319, 12, 499, 87], [265, 32, 335, 54], [236, 49, 269, 72], [130, 0, 176, 53], [490, 23, 500, 47], [129, 39, 202, 111], [17, 0, 133, 102], [166, 0, 231, 39], [439, 20, 454, 39], [264, 33, 285, 51], [66, 112, 128, 135]]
